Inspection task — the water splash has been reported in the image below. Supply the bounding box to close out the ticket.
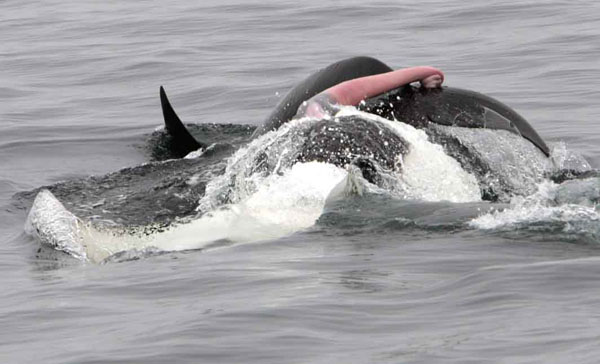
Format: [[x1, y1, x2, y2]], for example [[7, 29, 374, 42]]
[[550, 141, 592, 172], [470, 180, 600, 243], [429, 124, 555, 200], [199, 108, 481, 211], [31, 107, 597, 261], [337, 108, 481, 202]]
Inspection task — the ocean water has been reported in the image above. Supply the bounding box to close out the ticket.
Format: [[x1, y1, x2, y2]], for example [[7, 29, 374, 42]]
[[2, 1, 600, 363]]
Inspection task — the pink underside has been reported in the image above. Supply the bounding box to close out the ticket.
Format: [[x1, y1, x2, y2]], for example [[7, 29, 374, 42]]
[[325, 66, 444, 106], [303, 100, 328, 119]]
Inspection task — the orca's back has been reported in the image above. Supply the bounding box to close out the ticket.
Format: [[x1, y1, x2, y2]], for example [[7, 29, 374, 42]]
[[253, 56, 393, 138]]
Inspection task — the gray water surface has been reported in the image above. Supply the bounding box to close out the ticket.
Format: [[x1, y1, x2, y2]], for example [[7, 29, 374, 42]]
[[2, 1, 600, 363]]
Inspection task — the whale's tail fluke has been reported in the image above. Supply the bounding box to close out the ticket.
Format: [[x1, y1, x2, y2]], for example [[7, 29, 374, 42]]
[[159, 86, 205, 157]]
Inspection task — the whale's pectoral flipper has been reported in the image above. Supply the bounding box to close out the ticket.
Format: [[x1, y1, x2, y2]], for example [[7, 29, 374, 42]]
[[159, 86, 206, 157], [359, 85, 551, 157], [424, 87, 551, 157]]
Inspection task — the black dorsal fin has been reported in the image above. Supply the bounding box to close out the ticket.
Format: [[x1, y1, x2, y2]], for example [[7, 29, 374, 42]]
[[159, 86, 205, 156]]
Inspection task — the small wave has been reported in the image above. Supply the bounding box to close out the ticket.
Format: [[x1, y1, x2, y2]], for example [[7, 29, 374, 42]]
[[470, 181, 600, 243]]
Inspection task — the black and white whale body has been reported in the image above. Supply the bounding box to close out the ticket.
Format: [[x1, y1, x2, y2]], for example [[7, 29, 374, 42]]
[[159, 57, 552, 201], [18, 57, 599, 263], [15, 57, 568, 228]]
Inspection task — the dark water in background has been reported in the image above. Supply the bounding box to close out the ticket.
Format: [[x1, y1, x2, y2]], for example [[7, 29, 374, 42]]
[[2, 1, 600, 363]]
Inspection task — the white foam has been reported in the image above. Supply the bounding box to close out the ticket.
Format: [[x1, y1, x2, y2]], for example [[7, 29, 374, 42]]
[[336, 108, 481, 202], [471, 201, 600, 231], [469, 181, 600, 230]]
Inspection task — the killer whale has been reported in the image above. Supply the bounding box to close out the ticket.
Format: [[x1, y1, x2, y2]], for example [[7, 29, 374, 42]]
[[160, 56, 549, 160], [20, 57, 597, 263]]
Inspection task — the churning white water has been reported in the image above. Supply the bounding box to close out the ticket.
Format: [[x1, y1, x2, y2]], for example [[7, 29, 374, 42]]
[[337, 108, 482, 202], [25, 108, 483, 262]]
